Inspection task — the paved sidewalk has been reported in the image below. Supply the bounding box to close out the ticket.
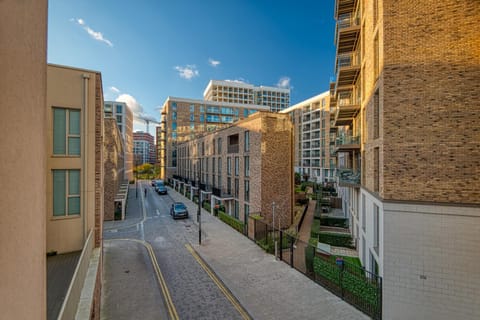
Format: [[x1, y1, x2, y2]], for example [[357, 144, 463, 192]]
[[169, 187, 369, 320], [104, 184, 143, 230]]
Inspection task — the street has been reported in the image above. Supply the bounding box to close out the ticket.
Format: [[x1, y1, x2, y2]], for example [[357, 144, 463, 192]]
[[102, 180, 248, 320]]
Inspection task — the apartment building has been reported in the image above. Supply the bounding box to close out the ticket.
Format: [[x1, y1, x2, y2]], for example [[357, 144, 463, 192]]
[[332, 0, 480, 318], [281, 91, 336, 183], [157, 96, 269, 180], [104, 101, 134, 181], [203, 80, 291, 112], [46, 64, 104, 319], [175, 112, 294, 228], [104, 117, 125, 221], [133, 131, 156, 165]]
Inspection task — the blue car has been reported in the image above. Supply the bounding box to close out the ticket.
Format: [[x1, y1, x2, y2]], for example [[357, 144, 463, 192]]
[[170, 202, 189, 219]]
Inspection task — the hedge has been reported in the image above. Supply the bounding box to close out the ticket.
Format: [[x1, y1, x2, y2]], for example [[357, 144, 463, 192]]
[[313, 256, 379, 307], [202, 201, 211, 212], [317, 232, 354, 249], [320, 217, 349, 228], [218, 211, 244, 234]]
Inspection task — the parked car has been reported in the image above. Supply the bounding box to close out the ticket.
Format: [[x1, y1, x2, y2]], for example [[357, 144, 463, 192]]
[[170, 202, 189, 219], [157, 183, 167, 195], [151, 179, 157, 187]]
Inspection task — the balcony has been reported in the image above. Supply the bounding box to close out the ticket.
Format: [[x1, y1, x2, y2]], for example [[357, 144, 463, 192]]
[[212, 187, 233, 199], [337, 168, 361, 187], [336, 134, 360, 152], [334, 90, 360, 126], [335, 0, 357, 18], [336, 13, 360, 54], [335, 51, 360, 89], [227, 144, 239, 154]]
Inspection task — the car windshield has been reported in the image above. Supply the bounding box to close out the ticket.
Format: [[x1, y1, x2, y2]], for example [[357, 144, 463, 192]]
[[174, 203, 186, 210]]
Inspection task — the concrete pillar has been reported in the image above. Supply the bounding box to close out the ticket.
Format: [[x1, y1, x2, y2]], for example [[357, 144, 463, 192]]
[[0, 1, 48, 319]]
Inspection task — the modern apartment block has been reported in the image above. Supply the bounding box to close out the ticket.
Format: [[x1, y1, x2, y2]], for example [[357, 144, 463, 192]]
[[203, 80, 291, 112], [157, 96, 269, 180], [133, 131, 156, 165], [104, 101, 134, 181], [281, 91, 337, 183], [46, 64, 105, 319], [332, 0, 480, 319], [175, 112, 294, 228], [104, 117, 125, 221]]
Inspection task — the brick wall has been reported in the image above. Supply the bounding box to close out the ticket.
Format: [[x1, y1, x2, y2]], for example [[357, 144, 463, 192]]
[[103, 118, 125, 221]]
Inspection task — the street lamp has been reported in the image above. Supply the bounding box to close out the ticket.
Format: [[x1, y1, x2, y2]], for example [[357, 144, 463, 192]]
[[197, 158, 202, 245], [272, 201, 277, 260]]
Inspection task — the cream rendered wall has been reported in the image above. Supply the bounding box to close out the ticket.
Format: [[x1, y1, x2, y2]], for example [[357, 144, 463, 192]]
[[0, 1, 48, 319], [46, 65, 99, 254]]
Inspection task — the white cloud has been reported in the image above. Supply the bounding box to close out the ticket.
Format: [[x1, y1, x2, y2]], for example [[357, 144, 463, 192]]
[[277, 76, 291, 89], [72, 17, 113, 47], [208, 58, 221, 67], [225, 78, 247, 84], [174, 65, 199, 80], [109, 86, 120, 93], [115, 94, 158, 124]]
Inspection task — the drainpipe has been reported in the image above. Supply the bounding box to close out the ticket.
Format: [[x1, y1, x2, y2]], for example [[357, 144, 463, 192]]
[[82, 73, 90, 244]]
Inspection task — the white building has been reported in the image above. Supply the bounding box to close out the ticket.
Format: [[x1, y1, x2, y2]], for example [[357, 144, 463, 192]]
[[203, 80, 290, 112]]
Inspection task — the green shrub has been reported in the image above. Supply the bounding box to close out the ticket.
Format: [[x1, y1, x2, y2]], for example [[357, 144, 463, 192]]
[[310, 218, 321, 238], [320, 217, 349, 228], [318, 232, 354, 249], [218, 211, 244, 233], [202, 201, 211, 212]]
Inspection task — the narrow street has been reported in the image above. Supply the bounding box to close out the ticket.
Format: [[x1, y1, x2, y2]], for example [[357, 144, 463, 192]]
[[101, 181, 248, 320]]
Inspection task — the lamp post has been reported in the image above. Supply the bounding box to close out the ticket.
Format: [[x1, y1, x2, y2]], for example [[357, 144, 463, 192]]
[[197, 158, 202, 245], [272, 201, 277, 260]]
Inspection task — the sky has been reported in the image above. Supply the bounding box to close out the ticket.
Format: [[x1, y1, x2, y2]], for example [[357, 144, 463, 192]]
[[48, 0, 336, 135]]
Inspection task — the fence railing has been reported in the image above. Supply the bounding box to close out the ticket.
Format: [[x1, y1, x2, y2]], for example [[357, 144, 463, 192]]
[[250, 218, 382, 319]]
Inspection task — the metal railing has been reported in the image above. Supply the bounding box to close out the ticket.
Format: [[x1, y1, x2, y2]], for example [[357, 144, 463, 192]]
[[336, 135, 360, 146], [337, 168, 361, 185]]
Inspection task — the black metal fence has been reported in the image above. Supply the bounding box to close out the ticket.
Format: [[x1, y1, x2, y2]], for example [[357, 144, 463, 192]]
[[250, 218, 382, 320]]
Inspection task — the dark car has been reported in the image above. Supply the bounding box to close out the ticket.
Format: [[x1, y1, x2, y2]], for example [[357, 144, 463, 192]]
[[170, 202, 189, 219], [151, 179, 157, 187], [157, 183, 167, 195]]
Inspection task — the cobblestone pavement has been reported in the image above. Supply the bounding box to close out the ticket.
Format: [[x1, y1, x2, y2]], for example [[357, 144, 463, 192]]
[[102, 182, 246, 320]]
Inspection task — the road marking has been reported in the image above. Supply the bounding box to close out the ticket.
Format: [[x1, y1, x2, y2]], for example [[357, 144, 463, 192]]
[[108, 239, 179, 320], [185, 244, 252, 320]]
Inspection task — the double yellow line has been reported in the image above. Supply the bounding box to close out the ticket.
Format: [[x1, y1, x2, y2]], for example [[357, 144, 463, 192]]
[[185, 244, 252, 320], [109, 239, 179, 320]]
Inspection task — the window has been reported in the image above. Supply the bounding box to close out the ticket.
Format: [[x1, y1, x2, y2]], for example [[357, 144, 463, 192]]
[[190, 104, 195, 113], [171, 102, 177, 110], [362, 194, 366, 231], [53, 108, 80, 156], [374, 147, 379, 192], [218, 157, 222, 175], [227, 157, 232, 175], [234, 200, 239, 219], [244, 204, 249, 222], [244, 180, 249, 201], [234, 157, 239, 176], [374, 33, 379, 79], [190, 114, 195, 122], [244, 131, 250, 152], [244, 156, 249, 177], [373, 90, 380, 139], [116, 104, 123, 114], [172, 111, 177, 120], [53, 169, 80, 216], [234, 179, 239, 198], [373, 204, 379, 254], [217, 138, 222, 154]]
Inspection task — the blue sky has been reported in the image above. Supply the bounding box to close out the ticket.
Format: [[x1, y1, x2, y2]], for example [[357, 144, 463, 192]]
[[48, 0, 336, 134]]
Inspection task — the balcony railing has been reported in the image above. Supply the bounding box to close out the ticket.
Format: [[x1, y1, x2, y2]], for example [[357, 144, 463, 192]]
[[336, 135, 360, 146], [337, 168, 361, 187], [227, 144, 239, 154], [212, 187, 233, 199]]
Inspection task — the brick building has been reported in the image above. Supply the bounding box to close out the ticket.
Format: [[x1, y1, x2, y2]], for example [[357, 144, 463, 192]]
[[157, 96, 269, 180], [133, 131, 156, 165], [174, 112, 294, 228], [103, 118, 125, 220], [332, 0, 480, 318]]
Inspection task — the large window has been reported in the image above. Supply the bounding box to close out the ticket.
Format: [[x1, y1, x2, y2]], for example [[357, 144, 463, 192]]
[[244, 180, 249, 202], [244, 156, 249, 177], [373, 204, 379, 254], [227, 157, 232, 175], [244, 130, 250, 152], [373, 90, 380, 139], [234, 157, 239, 176], [234, 178, 239, 198], [53, 169, 80, 217], [53, 108, 81, 156]]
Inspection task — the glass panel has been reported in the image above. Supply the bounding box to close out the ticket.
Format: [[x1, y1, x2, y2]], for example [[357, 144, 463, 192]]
[[68, 137, 80, 156], [53, 170, 66, 216], [69, 170, 80, 195], [68, 197, 80, 215], [69, 110, 80, 134], [53, 108, 66, 154]]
